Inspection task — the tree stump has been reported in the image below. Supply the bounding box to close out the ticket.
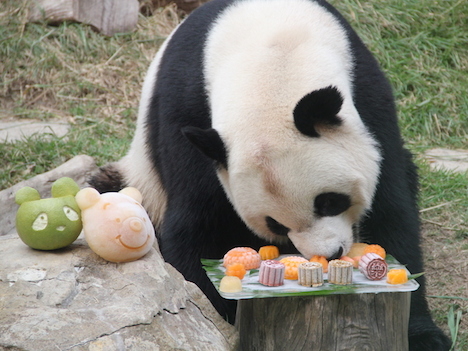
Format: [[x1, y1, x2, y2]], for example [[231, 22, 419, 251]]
[[235, 292, 410, 351], [29, 0, 139, 36]]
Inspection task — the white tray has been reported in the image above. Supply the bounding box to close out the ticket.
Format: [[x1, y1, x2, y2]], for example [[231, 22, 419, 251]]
[[202, 255, 420, 300]]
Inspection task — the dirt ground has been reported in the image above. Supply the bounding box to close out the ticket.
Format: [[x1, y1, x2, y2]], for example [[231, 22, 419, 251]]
[[422, 223, 468, 345]]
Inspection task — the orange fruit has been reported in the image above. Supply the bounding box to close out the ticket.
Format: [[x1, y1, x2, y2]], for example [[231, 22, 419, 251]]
[[363, 244, 386, 259], [258, 245, 280, 260], [225, 263, 247, 279], [387, 269, 408, 285]]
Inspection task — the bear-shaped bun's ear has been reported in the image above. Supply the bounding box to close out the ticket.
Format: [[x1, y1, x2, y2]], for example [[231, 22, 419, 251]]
[[293, 86, 343, 138], [15, 187, 41, 205], [181, 127, 228, 168], [75, 187, 101, 210], [119, 187, 143, 203], [51, 177, 81, 198]]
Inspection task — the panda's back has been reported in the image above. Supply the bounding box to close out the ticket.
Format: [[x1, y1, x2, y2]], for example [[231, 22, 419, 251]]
[[152, 0, 397, 142]]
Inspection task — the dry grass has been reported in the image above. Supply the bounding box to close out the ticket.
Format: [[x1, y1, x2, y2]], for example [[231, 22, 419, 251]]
[[0, 0, 181, 123], [1, 0, 467, 348], [422, 224, 468, 345], [0, 0, 182, 188]]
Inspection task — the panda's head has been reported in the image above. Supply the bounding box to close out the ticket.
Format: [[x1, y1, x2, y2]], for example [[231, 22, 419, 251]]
[[182, 86, 381, 259]]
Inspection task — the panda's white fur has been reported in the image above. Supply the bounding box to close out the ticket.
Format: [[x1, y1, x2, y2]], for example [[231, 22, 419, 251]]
[[118, 31, 176, 229], [121, 0, 382, 259], [202, 0, 381, 258]]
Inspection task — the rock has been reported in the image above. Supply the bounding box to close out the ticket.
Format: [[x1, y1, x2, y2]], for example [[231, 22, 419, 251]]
[[29, 0, 139, 37], [0, 155, 98, 236], [0, 156, 237, 349], [0, 119, 70, 143], [0, 233, 238, 350], [424, 148, 468, 173]]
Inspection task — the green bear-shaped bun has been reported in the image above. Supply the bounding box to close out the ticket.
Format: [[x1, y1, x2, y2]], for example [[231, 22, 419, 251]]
[[51, 177, 80, 198], [15, 187, 41, 205], [15, 177, 83, 251]]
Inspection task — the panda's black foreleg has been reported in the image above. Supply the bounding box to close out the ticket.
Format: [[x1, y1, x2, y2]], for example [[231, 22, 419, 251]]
[[360, 160, 451, 350], [159, 233, 238, 322], [156, 194, 252, 323], [363, 221, 450, 350], [407, 284, 452, 351]]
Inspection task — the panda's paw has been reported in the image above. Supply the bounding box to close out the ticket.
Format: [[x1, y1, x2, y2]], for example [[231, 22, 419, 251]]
[[88, 162, 127, 194], [409, 324, 451, 351]]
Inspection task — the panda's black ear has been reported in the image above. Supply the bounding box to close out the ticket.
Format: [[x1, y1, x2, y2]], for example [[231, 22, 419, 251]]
[[181, 126, 228, 168], [293, 86, 343, 137]]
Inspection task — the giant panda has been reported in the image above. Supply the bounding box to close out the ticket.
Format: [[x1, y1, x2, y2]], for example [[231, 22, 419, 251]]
[[89, 0, 450, 349]]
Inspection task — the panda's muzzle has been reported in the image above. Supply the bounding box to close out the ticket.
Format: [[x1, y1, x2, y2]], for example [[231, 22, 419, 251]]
[[265, 215, 351, 260], [265, 216, 290, 237], [328, 246, 344, 261]]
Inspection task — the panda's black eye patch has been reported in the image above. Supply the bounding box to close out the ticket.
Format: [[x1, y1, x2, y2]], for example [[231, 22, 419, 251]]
[[266, 216, 290, 236], [314, 192, 351, 217]]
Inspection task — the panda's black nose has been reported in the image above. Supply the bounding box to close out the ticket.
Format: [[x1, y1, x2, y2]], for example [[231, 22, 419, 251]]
[[328, 247, 343, 261]]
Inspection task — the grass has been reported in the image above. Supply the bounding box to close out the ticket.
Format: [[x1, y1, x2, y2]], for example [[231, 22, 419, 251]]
[[0, 117, 134, 187], [332, 0, 468, 147], [327, 4, 468, 346], [1, 0, 467, 348], [448, 305, 463, 351], [418, 162, 468, 230], [0, 0, 179, 188]]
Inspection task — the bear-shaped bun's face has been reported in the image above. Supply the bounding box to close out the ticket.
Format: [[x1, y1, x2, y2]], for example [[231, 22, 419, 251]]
[[184, 87, 381, 259], [15, 177, 82, 251], [76, 187, 155, 263]]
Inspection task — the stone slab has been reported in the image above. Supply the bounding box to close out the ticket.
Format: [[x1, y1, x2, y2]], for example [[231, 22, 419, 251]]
[[0, 120, 70, 142], [0, 233, 238, 350]]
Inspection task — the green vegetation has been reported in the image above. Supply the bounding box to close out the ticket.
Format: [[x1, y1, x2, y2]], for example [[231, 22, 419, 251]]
[[0, 0, 173, 187], [330, 2, 468, 348], [332, 0, 468, 147], [1, 0, 467, 348]]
